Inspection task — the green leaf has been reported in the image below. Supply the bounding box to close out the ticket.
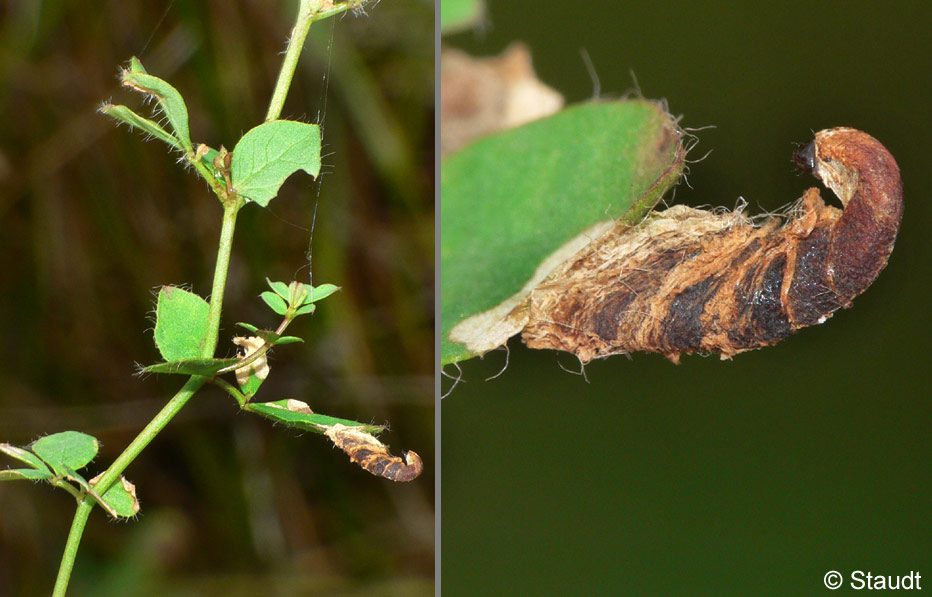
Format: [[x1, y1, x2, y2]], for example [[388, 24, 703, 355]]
[[254, 329, 281, 344], [260, 291, 289, 315], [236, 322, 259, 333], [441, 0, 484, 34], [0, 468, 54, 481], [250, 330, 301, 347], [154, 286, 211, 361], [238, 371, 264, 398], [97, 476, 140, 518], [0, 443, 53, 473], [143, 357, 240, 376], [245, 399, 384, 435], [98, 104, 183, 150], [128, 56, 148, 74], [293, 303, 316, 316], [121, 57, 193, 152], [267, 279, 291, 300], [306, 283, 340, 303], [61, 463, 89, 488], [440, 100, 686, 364], [198, 145, 221, 174], [31, 431, 99, 476], [231, 120, 321, 206]]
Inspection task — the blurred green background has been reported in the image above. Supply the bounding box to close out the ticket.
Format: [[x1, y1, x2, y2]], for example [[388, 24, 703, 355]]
[[0, 1, 433, 595], [443, 1, 930, 595]]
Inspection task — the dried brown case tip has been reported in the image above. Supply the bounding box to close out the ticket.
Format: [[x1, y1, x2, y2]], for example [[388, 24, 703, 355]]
[[521, 128, 902, 363]]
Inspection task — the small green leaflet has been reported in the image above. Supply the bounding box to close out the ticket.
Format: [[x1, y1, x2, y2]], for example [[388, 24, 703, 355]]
[[0, 443, 52, 472], [0, 468, 53, 481], [143, 357, 240, 376], [0, 442, 53, 481], [308, 283, 340, 303], [120, 57, 193, 152], [96, 476, 140, 518], [31, 431, 99, 477], [98, 104, 183, 150], [153, 286, 210, 362], [260, 291, 289, 315]]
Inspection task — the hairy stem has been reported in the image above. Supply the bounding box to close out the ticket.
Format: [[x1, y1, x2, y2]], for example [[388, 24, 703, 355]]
[[189, 152, 227, 200], [53, 201, 242, 594], [204, 199, 244, 355], [266, 0, 319, 122], [265, 0, 372, 122], [52, 500, 91, 597], [97, 377, 208, 497], [89, 200, 241, 499], [212, 377, 248, 407], [52, 378, 207, 596], [51, 0, 366, 590]]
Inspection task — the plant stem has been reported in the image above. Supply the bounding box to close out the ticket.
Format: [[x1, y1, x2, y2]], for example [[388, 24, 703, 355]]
[[189, 152, 227, 200], [212, 377, 248, 407], [103, 380, 210, 498], [266, 0, 319, 122], [52, 499, 91, 597], [51, 0, 363, 588], [89, 201, 241, 499], [204, 199, 244, 356], [52, 202, 242, 594], [51, 378, 208, 596], [266, 0, 375, 123]]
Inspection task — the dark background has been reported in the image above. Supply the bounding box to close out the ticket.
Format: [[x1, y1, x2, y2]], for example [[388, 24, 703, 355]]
[[0, 1, 433, 595], [443, 1, 930, 595]]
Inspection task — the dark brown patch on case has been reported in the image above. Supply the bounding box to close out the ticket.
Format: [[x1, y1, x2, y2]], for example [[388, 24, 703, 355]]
[[593, 289, 638, 342], [664, 275, 718, 350], [786, 225, 836, 325], [748, 254, 792, 342], [326, 425, 423, 482], [519, 128, 902, 363]]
